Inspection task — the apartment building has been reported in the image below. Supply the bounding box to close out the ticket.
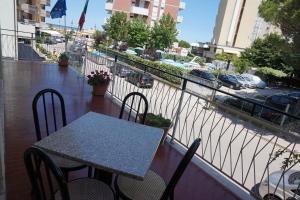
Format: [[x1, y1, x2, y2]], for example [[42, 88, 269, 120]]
[[105, 0, 186, 26], [211, 0, 279, 56], [17, 0, 50, 28]]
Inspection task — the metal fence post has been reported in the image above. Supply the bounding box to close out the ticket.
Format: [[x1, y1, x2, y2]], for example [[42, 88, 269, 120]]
[[110, 55, 117, 98], [31, 33, 34, 60], [170, 79, 187, 143], [0, 27, 2, 61]]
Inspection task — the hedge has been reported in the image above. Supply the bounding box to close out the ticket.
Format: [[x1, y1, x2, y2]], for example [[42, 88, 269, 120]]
[[255, 67, 287, 82], [96, 45, 187, 85]]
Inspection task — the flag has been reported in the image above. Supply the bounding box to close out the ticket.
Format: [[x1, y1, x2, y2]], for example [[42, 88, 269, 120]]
[[50, 0, 67, 19], [79, 0, 90, 31]]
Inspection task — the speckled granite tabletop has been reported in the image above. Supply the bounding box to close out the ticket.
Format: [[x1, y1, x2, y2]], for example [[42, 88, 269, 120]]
[[34, 112, 163, 180]]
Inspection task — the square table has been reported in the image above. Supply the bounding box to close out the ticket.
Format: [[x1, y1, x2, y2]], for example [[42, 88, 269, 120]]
[[34, 112, 163, 181]]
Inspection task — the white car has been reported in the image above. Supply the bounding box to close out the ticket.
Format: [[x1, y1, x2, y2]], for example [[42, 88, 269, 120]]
[[259, 170, 300, 200], [241, 73, 266, 89]]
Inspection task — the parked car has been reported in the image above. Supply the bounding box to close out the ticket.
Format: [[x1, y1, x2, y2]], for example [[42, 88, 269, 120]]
[[259, 170, 300, 200], [241, 74, 266, 89], [189, 69, 222, 89], [223, 97, 264, 115], [228, 75, 247, 88], [110, 64, 132, 78], [126, 71, 154, 88], [218, 74, 242, 90], [235, 75, 256, 88], [260, 94, 299, 124]]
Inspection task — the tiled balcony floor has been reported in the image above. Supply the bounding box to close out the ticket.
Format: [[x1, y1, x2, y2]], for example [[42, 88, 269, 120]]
[[2, 60, 240, 200]]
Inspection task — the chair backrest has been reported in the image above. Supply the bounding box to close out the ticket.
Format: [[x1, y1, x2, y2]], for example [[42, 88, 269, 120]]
[[160, 138, 201, 200], [24, 147, 70, 200], [119, 92, 148, 124], [32, 89, 67, 141]]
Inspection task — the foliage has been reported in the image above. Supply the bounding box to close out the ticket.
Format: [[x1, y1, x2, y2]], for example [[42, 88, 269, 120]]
[[215, 53, 237, 61], [255, 67, 287, 83], [162, 53, 192, 62], [58, 53, 69, 62], [241, 33, 294, 73], [149, 14, 178, 50], [103, 12, 129, 43], [87, 70, 110, 86], [96, 45, 187, 85], [93, 30, 107, 47], [144, 113, 172, 128], [259, 0, 300, 53], [127, 18, 150, 47], [233, 58, 251, 74], [178, 40, 190, 48]]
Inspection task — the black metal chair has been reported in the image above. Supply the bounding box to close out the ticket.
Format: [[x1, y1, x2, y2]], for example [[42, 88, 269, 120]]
[[24, 147, 115, 200], [119, 92, 148, 124], [32, 88, 87, 180], [114, 138, 201, 200]]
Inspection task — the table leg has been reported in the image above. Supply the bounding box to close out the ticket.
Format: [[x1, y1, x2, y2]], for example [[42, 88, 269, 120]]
[[94, 169, 113, 185]]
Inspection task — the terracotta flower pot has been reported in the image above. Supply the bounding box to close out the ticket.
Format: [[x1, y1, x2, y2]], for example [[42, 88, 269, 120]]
[[92, 83, 109, 96], [58, 60, 68, 67]]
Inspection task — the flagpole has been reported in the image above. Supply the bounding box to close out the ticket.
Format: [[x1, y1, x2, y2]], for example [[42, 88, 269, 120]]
[[64, 15, 67, 53]]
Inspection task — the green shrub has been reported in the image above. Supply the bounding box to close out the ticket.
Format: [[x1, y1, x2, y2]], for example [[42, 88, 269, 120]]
[[255, 67, 287, 82], [144, 113, 172, 128], [96, 44, 186, 85], [209, 69, 235, 76]]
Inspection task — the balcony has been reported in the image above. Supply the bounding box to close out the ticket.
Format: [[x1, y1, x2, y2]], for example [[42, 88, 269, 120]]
[[2, 30, 300, 200], [20, 3, 37, 14], [40, 0, 51, 6], [179, 1, 186, 10], [131, 6, 149, 16], [105, 2, 113, 11], [39, 9, 50, 17], [177, 15, 183, 23]]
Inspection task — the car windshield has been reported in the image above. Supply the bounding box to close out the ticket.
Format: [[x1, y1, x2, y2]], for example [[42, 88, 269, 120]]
[[288, 172, 300, 185]]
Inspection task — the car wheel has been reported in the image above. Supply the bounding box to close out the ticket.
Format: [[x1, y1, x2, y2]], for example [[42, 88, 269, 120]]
[[263, 194, 282, 200]]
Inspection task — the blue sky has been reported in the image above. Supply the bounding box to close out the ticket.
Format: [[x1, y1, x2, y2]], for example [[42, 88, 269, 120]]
[[47, 0, 220, 43]]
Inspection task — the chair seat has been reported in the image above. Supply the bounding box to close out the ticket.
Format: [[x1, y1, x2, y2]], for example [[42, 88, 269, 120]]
[[49, 153, 85, 169], [116, 170, 166, 200], [55, 178, 115, 200]]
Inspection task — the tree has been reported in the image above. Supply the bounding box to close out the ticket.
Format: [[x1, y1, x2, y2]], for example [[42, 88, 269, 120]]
[[259, 0, 300, 53], [178, 40, 190, 48], [215, 53, 237, 61], [233, 58, 251, 74], [241, 33, 294, 74], [103, 12, 129, 44], [149, 14, 178, 50], [127, 18, 150, 47], [93, 30, 107, 47]]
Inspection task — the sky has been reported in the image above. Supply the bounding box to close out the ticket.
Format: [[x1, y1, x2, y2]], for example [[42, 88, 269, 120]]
[[47, 0, 220, 43]]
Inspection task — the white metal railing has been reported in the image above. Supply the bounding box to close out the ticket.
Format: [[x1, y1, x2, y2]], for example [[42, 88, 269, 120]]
[[131, 6, 149, 16]]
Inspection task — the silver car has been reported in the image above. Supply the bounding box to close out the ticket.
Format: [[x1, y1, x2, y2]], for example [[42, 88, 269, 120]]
[[259, 170, 300, 200]]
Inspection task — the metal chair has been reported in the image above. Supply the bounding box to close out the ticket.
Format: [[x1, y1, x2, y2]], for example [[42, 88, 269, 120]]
[[24, 147, 115, 200], [114, 138, 201, 200], [32, 88, 87, 180], [119, 92, 148, 124]]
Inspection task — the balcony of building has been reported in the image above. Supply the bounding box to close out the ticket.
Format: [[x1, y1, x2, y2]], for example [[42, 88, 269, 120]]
[[130, 6, 149, 16], [179, 2, 186, 10], [177, 15, 183, 23], [1, 30, 300, 200], [105, 1, 113, 11], [20, 3, 37, 15], [40, 0, 51, 6]]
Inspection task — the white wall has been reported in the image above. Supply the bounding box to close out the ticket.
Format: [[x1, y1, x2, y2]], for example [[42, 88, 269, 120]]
[[0, 0, 17, 59]]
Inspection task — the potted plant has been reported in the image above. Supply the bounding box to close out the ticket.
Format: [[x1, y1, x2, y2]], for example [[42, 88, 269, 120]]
[[143, 113, 172, 145], [87, 70, 111, 96], [58, 53, 69, 67]]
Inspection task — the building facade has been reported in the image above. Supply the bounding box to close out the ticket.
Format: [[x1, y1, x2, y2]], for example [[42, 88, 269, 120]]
[[211, 0, 279, 56], [105, 0, 185, 26], [17, 0, 50, 28]]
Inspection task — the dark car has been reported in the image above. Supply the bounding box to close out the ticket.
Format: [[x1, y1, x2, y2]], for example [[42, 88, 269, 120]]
[[126, 71, 154, 88], [260, 94, 299, 124], [110, 64, 132, 78], [189, 69, 222, 89], [218, 74, 242, 90]]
